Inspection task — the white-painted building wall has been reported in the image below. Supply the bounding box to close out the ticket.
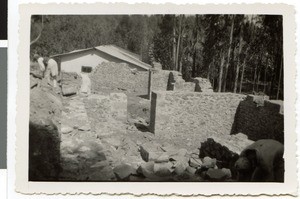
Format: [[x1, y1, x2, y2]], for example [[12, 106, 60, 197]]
[[60, 49, 109, 73], [59, 49, 148, 74]]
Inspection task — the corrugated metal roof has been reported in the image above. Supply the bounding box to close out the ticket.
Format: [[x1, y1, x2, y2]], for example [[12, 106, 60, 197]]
[[51, 45, 150, 70], [51, 47, 94, 58], [94, 45, 150, 70]]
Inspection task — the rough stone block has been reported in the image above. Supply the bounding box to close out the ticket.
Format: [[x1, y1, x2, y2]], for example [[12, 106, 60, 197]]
[[202, 156, 217, 169], [61, 125, 73, 134], [189, 157, 202, 168], [153, 162, 173, 177], [206, 168, 227, 181], [140, 142, 163, 162], [174, 159, 189, 175], [186, 166, 197, 174], [62, 86, 77, 96], [155, 153, 170, 163], [113, 163, 136, 180]]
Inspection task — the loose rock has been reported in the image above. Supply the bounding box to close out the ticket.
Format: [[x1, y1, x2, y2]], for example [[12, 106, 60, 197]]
[[174, 159, 189, 175], [153, 162, 173, 177], [61, 126, 73, 134], [155, 153, 169, 163], [221, 168, 232, 179], [202, 156, 217, 169], [206, 168, 227, 181], [189, 157, 202, 168], [113, 163, 136, 180]]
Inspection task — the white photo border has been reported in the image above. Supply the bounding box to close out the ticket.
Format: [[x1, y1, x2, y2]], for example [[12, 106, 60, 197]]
[[16, 3, 297, 196]]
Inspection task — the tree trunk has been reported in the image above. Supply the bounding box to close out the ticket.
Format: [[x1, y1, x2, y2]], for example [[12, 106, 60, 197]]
[[173, 17, 177, 71], [175, 15, 183, 71], [252, 66, 257, 93], [30, 16, 44, 46], [192, 51, 196, 78], [176, 33, 181, 71], [207, 62, 211, 80], [256, 69, 261, 92], [263, 57, 268, 93], [276, 56, 283, 99], [222, 15, 235, 92], [239, 58, 246, 93], [218, 53, 225, 92], [233, 27, 243, 93]]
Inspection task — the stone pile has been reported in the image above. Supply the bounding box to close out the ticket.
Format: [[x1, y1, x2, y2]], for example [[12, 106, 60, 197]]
[[61, 72, 82, 96], [90, 62, 148, 94], [199, 135, 254, 178], [114, 142, 235, 182], [29, 85, 63, 181]]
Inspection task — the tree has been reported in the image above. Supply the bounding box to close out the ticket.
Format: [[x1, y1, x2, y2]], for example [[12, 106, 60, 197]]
[[30, 15, 44, 46], [222, 15, 235, 92], [218, 52, 225, 92]]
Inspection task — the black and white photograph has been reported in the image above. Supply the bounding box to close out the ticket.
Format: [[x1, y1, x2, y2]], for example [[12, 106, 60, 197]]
[[28, 13, 285, 183], [14, 3, 298, 196]]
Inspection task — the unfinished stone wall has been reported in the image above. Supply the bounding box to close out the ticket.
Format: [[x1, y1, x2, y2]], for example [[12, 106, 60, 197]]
[[193, 77, 213, 93], [150, 91, 284, 149], [150, 91, 246, 148], [149, 69, 197, 97], [150, 69, 182, 92], [175, 81, 196, 92], [90, 62, 148, 94], [232, 95, 284, 143]]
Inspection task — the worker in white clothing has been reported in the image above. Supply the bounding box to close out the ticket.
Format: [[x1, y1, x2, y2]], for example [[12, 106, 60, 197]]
[[33, 54, 58, 87], [45, 58, 59, 88], [33, 54, 46, 77]]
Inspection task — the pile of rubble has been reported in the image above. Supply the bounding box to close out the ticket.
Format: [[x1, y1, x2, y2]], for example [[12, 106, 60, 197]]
[[29, 77, 63, 180], [61, 72, 82, 96], [200, 134, 254, 171], [90, 62, 148, 94], [102, 141, 235, 182]]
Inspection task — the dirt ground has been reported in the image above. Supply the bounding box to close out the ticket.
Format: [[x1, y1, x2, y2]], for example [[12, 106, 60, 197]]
[[29, 66, 243, 182]]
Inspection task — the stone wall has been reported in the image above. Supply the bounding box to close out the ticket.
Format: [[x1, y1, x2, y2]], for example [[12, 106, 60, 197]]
[[150, 91, 284, 149], [193, 77, 213, 93], [175, 82, 196, 92], [232, 95, 284, 143], [150, 91, 246, 148], [150, 69, 182, 92], [149, 69, 197, 96], [90, 62, 148, 94]]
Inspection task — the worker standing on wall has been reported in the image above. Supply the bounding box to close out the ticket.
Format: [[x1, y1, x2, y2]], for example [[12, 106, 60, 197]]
[[33, 54, 46, 77], [45, 57, 59, 88], [33, 54, 58, 88]]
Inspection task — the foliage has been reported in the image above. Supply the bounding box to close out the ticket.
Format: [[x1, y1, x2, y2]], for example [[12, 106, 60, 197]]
[[30, 14, 283, 99]]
